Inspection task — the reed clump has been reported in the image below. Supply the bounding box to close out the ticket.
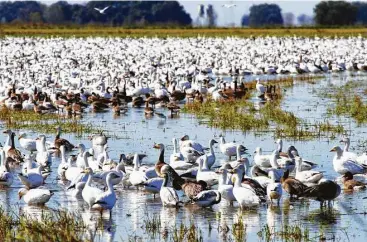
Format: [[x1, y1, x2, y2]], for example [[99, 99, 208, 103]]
[[172, 220, 204, 242], [0, 208, 89, 242], [0, 107, 101, 135], [257, 224, 309, 242]]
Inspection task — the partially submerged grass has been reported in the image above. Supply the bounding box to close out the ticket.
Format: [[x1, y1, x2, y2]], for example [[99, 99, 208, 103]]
[[232, 215, 247, 242], [0, 107, 102, 136], [0, 208, 88, 242], [172, 220, 203, 242], [257, 224, 309, 242], [183, 98, 344, 140]]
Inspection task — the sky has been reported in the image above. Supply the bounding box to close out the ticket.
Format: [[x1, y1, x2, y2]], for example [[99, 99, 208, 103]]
[[39, 0, 321, 26]]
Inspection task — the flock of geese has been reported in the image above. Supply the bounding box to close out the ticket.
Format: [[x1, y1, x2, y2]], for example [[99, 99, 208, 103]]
[[2, 125, 367, 214]]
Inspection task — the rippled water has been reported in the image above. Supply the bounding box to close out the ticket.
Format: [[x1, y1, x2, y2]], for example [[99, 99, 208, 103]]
[[1, 74, 367, 241]]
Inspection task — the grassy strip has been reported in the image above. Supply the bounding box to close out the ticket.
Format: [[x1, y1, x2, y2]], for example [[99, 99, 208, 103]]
[[0, 107, 102, 136], [1, 25, 367, 38]]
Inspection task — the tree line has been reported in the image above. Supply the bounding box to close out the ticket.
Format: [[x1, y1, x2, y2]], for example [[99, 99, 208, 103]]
[[0, 1, 367, 27], [0, 1, 192, 26]]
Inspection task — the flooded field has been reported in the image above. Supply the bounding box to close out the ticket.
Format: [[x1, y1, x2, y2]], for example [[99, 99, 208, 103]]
[[1, 73, 367, 241]]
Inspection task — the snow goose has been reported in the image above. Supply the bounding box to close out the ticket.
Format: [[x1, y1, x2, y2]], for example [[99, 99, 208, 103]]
[[340, 137, 358, 160], [170, 138, 184, 163], [216, 163, 236, 204], [35, 135, 52, 167], [57, 145, 69, 179], [129, 153, 148, 186], [219, 137, 247, 160], [18, 188, 54, 205], [65, 151, 91, 182], [253, 147, 272, 168], [196, 155, 218, 186], [18, 166, 44, 189], [82, 167, 103, 208], [93, 162, 125, 186], [0, 149, 13, 187], [92, 173, 117, 214], [356, 152, 367, 166], [179, 134, 206, 153], [18, 133, 37, 153], [142, 177, 164, 198], [330, 146, 366, 175], [160, 168, 180, 207], [196, 139, 218, 169], [294, 156, 323, 184], [230, 165, 261, 208], [266, 170, 282, 205]]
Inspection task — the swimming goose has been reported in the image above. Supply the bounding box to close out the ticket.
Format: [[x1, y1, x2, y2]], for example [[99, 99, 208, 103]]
[[0, 149, 13, 186], [92, 173, 117, 214], [253, 147, 272, 167], [82, 167, 104, 208], [18, 188, 54, 205], [67, 152, 94, 190], [356, 152, 367, 166], [196, 155, 218, 186], [18, 133, 37, 153], [280, 169, 308, 199], [65, 151, 91, 182], [55, 126, 75, 151], [231, 165, 261, 208], [301, 179, 341, 209], [18, 166, 44, 189], [93, 162, 125, 186], [294, 157, 323, 184], [193, 190, 221, 207], [330, 146, 366, 175], [160, 170, 180, 206], [6, 132, 24, 163], [266, 170, 282, 205], [219, 137, 247, 160], [341, 171, 367, 190]]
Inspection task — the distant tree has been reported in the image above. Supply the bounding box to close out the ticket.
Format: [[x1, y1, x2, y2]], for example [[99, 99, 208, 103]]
[[29, 12, 43, 23], [206, 4, 217, 27], [353, 2, 367, 24], [249, 4, 283, 26], [241, 14, 250, 26], [0, 1, 44, 23], [283, 12, 294, 26], [297, 14, 314, 26], [314, 1, 357, 25]]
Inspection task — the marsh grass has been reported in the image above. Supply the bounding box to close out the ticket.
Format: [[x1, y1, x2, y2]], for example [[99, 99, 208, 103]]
[[258, 224, 310, 242], [183, 98, 344, 140], [0, 107, 102, 136], [232, 215, 247, 242], [172, 220, 204, 242], [0, 208, 89, 242]]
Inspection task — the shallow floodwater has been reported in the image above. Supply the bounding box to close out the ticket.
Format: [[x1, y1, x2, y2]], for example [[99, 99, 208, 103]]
[[1, 74, 367, 241]]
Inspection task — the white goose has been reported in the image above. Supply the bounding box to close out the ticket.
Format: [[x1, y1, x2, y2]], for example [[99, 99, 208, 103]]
[[193, 190, 221, 207], [129, 153, 148, 186], [170, 138, 184, 163], [18, 166, 44, 189], [196, 155, 218, 186], [231, 165, 261, 208], [217, 163, 236, 205], [92, 172, 117, 213], [18, 133, 37, 153], [35, 135, 52, 167], [219, 137, 247, 160], [196, 139, 218, 169], [143, 177, 164, 198], [67, 152, 93, 189], [254, 147, 272, 167], [82, 167, 103, 208], [294, 157, 323, 184], [330, 146, 366, 175], [340, 137, 358, 160], [266, 170, 282, 205], [57, 145, 68, 179], [160, 167, 180, 206], [18, 188, 54, 205], [93, 162, 125, 186], [0, 149, 13, 186], [179, 134, 205, 153]]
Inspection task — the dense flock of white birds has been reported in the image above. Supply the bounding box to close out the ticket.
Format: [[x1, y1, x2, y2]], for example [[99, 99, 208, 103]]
[[0, 36, 367, 218]]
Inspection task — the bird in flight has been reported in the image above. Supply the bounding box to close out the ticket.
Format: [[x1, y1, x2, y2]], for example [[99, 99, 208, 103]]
[[94, 6, 110, 14], [222, 4, 236, 8]]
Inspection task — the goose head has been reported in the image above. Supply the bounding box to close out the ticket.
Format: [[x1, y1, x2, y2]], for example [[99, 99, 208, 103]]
[[209, 139, 218, 146], [254, 147, 262, 155], [153, 143, 165, 152], [330, 146, 343, 157], [83, 167, 93, 175], [18, 132, 27, 140], [180, 134, 189, 141], [341, 171, 353, 182], [18, 188, 29, 200]]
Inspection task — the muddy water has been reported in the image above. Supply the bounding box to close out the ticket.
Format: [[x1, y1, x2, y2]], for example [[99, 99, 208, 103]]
[[1, 74, 367, 241]]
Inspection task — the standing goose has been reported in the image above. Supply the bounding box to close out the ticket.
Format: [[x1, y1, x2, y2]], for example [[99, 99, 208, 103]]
[[67, 152, 93, 190], [35, 135, 52, 167], [18, 188, 54, 205], [301, 179, 341, 209], [7, 132, 24, 163], [196, 139, 218, 169], [266, 170, 282, 205], [93, 162, 126, 186], [82, 167, 103, 208], [216, 163, 236, 205], [0, 149, 13, 186], [330, 146, 366, 175], [170, 138, 184, 163], [160, 167, 180, 206], [179, 135, 206, 153], [280, 169, 308, 199], [57, 145, 68, 179], [92, 173, 117, 214], [54, 126, 75, 151], [196, 155, 218, 186], [340, 137, 358, 160], [129, 153, 148, 186]]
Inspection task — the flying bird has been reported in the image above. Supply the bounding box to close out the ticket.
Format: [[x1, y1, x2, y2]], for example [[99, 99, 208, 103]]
[[222, 4, 237, 8], [94, 6, 110, 14]]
